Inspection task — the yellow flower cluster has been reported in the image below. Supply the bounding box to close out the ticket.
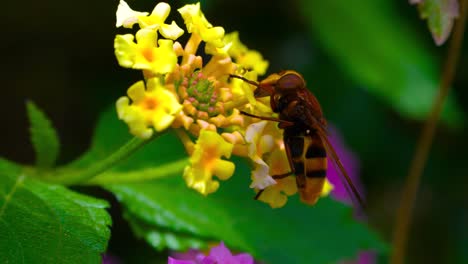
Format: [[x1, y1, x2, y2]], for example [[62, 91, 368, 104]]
[[114, 1, 330, 208]]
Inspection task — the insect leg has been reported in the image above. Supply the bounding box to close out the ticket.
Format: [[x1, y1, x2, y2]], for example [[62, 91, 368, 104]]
[[255, 140, 296, 200], [254, 189, 265, 200], [272, 141, 296, 179], [239, 111, 294, 127], [228, 74, 260, 86], [272, 172, 293, 179]]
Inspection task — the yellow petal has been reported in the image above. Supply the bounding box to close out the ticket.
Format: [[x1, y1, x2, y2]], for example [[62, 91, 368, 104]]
[[223, 31, 246, 56], [153, 114, 175, 131], [279, 176, 298, 196], [160, 22, 184, 40], [130, 121, 154, 139], [116, 96, 130, 119], [224, 31, 269, 75], [259, 134, 274, 155], [114, 34, 138, 68], [127, 80, 146, 102], [230, 71, 258, 106], [212, 159, 235, 180], [249, 159, 276, 189], [200, 26, 225, 47], [183, 130, 235, 195], [320, 179, 334, 197], [135, 28, 157, 49], [245, 121, 268, 157], [150, 39, 177, 74], [238, 50, 269, 75], [117, 29, 177, 74], [259, 187, 288, 209], [183, 166, 220, 195], [116, 0, 148, 28], [137, 2, 184, 40], [116, 78, 181, 139], [151, 2, 171, 21], [178, 3, 225, 48]]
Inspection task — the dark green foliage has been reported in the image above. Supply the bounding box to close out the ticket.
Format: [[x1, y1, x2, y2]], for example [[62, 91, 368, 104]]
[[0, 159, 111, 263], [300, 0, 463, 127], [87, 108, 387, 264], [26, 101, 60, 168]]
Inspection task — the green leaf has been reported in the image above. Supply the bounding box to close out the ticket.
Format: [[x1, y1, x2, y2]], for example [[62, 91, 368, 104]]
[[26, 101, 60, 168], [126, 213, 207, 251], [69, 107, 183, 172], [83, 107, 387, 263], [299, 0, 463, 126], [411, 0, 459, 46], [106, 164, 387, 263], [106, 177, 253, 253], [0, 159, 112, 263]]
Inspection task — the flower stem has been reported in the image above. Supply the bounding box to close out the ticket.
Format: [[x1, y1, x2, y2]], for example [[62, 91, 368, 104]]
[[390, 2, 467, 263], [41, 136, 156, 185], [183, 34, 202, 65], [174, 128, 195, 155], [82, 158, 188, 185]]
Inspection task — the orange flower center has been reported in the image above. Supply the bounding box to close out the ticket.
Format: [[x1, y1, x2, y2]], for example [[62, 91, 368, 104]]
[[142, 48, 154, 62], [143, 97, 159, 110], [201, 145, 217, 167]]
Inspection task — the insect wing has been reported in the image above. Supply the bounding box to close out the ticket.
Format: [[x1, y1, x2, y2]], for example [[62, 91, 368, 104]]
[[316, 128, 367, 213]]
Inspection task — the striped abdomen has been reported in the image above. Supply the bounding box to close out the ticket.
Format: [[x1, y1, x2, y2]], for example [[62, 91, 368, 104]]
[[287, 133, 327, 205]]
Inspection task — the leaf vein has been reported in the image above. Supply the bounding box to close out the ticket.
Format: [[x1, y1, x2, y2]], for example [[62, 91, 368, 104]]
[[0, 174, 25, 218]]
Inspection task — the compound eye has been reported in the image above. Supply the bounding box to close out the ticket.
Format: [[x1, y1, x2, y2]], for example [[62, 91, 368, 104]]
[[277, 73, 305, 90]]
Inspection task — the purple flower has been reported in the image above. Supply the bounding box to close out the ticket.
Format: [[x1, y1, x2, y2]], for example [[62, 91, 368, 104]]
[[170, 249, 205, 262], [102, 254, 120, 264], [169, 242, 253, 264], [326, 126, 377, 264], [326, 125, 365, 205], [339, 251, 377, 264]]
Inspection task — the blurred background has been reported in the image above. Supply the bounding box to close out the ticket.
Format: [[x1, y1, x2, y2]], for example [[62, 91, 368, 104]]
[[1, 0, 467, 263]]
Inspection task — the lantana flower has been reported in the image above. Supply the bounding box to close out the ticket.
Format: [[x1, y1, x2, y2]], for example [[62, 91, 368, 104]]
[[114, 29, 177, 74], [116, 0, 148, 28], [116, 0, 183, 39], [256, 148, 297, 208], [116, 78, 182, 139], [113, 1, 332, 208], [183, 130, 235, 195], [245, 121, 277, 190], [178, 2, 225, 49], [224, 32, 269, 75], [169, 241, 253, 264]]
